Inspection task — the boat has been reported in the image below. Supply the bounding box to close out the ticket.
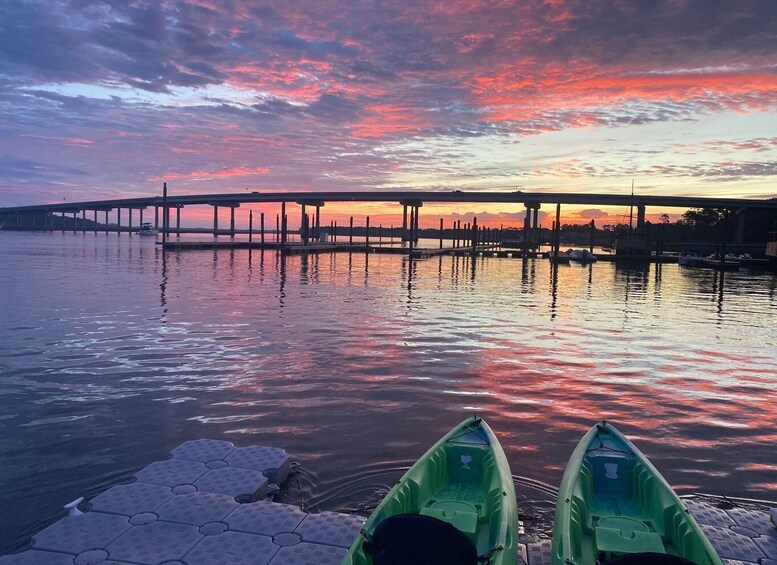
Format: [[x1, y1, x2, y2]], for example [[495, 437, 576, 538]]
[[700, 254, 740, 271], [678, 251, 703, 267], [567, 249, 598, 263], [341, 416, 518, 565], [137, 222, 158, 236], [548, 251, 571, 264], [551, 421, 723, 565]]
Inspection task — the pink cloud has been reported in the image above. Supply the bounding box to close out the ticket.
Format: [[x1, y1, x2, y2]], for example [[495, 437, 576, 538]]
[[148, 166, 270, 183]]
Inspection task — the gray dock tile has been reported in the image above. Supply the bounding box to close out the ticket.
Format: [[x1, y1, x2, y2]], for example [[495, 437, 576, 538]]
[[89, 482, 174, 516], [0, 550, 77, 564], [135, 459, 208, 487], [755, 530, 777, 557], [182, 531, 278, 565], [106, 521, 202, 563], [31, 512, 131, 555], [269, 541, 347, 565], [156, 492, 239, 526], [193, 466, 268, 499], [700, 525, 766, 563], [526, 540, 552, 565], [171, 439, 236, 463], [225, 446, 291, 484], [226, 502, 305, 536], [685, 499, 738, 528], [293, 512, 364, 548], [727, 506, 776, 536]]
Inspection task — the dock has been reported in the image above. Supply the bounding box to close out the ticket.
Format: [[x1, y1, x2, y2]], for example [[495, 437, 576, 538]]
[[160, 240, 501, 257], [2, 440, 775, 565]]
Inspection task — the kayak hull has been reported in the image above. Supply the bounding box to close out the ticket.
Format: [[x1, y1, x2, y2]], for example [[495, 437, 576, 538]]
[[342, 416, 518, 565], [551, 422, 723, 565]]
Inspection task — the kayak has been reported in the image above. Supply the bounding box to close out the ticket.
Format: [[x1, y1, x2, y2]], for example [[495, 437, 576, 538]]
[[342, 416, 518, 565], [551, 421, 723, 565]]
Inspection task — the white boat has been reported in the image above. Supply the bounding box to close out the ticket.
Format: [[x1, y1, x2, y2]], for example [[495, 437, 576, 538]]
[[137, 222, 158, 236], [678, 250, 702, 266], [566, 248, 597, 263]]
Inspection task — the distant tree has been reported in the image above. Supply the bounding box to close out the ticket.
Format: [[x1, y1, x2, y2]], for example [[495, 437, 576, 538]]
[[681, 208, 724, 228], [659, 213, 671, 224]]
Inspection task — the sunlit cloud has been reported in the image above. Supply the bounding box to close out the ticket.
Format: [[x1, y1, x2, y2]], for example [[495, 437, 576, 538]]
[[1, 0, 776, 206]]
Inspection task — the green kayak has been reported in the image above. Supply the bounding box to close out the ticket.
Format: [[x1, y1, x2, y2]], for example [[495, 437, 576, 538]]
[[342, 416, 518, 565], [551, 421, 723, 565]]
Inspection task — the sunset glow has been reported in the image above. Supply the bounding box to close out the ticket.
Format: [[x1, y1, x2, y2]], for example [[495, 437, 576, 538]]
[[1, 0, 776, 224]]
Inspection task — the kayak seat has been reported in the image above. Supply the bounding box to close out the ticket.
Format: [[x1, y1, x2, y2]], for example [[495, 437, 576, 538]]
[[588, 452, 637, 498], [595, 516, 665, 558], [368, 513, 478, 565], [420, 500, 479, 535]]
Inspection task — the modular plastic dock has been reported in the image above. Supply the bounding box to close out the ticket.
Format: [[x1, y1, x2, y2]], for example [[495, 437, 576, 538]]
[[2, 440, 775, 564]]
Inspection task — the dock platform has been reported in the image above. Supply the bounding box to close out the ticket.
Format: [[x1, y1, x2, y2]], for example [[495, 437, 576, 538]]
[[2, 440, 775, 564]]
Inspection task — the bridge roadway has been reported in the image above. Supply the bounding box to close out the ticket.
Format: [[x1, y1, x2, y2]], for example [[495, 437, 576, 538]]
[[2, 190, 777, 213]]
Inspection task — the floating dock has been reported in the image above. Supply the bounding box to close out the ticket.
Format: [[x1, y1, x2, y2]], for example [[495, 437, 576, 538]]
[[2, 440, 775, 564]]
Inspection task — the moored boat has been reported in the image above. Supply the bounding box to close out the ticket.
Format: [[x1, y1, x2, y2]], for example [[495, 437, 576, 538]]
[[678, 251, 703, 267], [137, 222, 158, 236], [551, 421, 723, 565], [342, 416, 518, 565], [567, 249, 598, 263]]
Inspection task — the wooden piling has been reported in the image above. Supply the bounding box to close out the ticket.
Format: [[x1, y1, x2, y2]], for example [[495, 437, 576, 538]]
[[365, 216, 370, 247], [439, 218, 443, 248], [349, 216, 354, 244], [471, 218, 478, 254], [589, 219, 595, 253], [261, 212, 265, 244], [162, 182, 168, 244], [249, 210, 253, 245]]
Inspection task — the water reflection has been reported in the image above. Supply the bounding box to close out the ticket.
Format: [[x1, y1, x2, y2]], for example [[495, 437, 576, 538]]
[[0, 233, 775, 554]]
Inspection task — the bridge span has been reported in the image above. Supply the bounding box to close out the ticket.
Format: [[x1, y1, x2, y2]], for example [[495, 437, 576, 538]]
[[1, 189, 775, 246]]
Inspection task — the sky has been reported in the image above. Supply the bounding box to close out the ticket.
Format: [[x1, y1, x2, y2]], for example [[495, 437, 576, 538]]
[[1, 0, 776, 226]]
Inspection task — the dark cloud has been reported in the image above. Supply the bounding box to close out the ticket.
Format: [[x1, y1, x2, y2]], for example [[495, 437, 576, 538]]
[[1, 0, 776, 204]]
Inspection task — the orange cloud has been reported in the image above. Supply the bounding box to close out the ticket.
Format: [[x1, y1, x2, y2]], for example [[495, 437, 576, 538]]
[[148, 166, 270, 182]]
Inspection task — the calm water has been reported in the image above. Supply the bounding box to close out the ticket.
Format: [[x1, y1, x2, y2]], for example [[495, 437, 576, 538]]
[[1, 232, 776, 553]]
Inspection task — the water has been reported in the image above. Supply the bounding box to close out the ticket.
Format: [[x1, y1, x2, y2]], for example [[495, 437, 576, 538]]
[[1, 232, 775, 553]]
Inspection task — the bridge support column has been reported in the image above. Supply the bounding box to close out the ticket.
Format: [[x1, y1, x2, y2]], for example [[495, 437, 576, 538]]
[[117, 208, 122, 234], [155, 206, 159, 229], [734, 208, 745, 244], [315, 206, 321, 239], [636, 204, 646, 232], [523, 206, 530, 255], [281, 201, 286, 245], [105, 211, 109, 234], [300, 204, 307, 244], [176, 206, 181, 235], [213, 205, 219, 236], [230, 206, 235, 237], [554, 203, 561, 257], [402, 205, 408, 242], [81, 210, 86, 233], [129, 209, 133, 236]]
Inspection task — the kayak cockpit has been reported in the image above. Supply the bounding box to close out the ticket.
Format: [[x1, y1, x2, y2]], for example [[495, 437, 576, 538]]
[[343, 417, 517, 565], [556, 423, 722, 565]]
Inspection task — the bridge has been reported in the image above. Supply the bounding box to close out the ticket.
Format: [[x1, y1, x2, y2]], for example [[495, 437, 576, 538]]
[[1, 189, 775, 245]]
